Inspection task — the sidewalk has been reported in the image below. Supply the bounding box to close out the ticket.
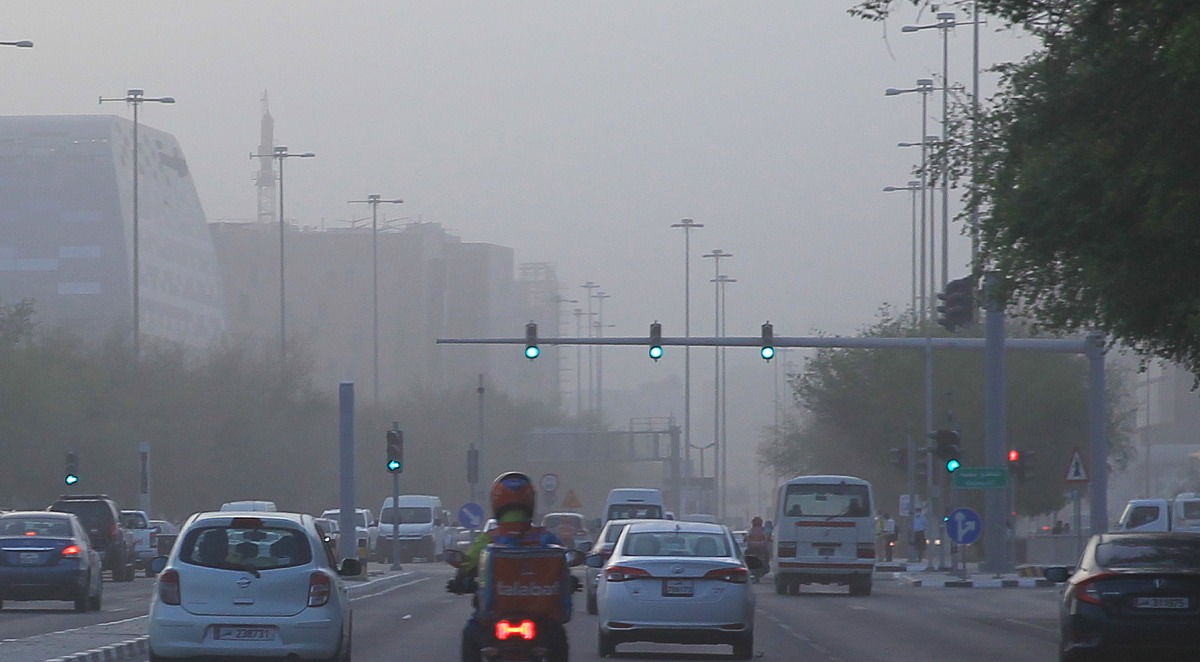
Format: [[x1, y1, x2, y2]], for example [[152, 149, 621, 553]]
[[877, 560, 1057, 588], [1, 566, 418, 662]]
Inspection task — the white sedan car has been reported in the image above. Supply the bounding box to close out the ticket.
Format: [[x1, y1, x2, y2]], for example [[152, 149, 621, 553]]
[[589, 521, 760, 659], [148, 511, 360, 662]]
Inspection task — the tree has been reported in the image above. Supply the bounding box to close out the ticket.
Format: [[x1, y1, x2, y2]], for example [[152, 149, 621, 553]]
[[757, 311, 1136, 516], [851, 1, 1200, 376]]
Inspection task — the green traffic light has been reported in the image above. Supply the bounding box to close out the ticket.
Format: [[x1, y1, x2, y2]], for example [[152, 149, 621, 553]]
[[761, 346, 775, 361], [649, 346, 663, 361], [524, 345, 540, 360], [945, 458, 961, 472], [64, 474, 79, 485], [387, 460, 401, 472]]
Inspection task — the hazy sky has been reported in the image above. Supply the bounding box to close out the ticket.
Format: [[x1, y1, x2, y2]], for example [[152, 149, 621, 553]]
[[4, 2, 1034, 394]]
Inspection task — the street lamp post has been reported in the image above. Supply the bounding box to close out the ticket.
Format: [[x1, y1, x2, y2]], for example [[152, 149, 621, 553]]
[[553, 295, 578, 414], [349, 195, 403, 405], [573, 307, 584, 417], [886, 80, 936, 319], [715, 273, 736, 521], [593, 291, 611, 422], [702, 249, 732, 516], [580, 282, 600, 415], [99, 89, 175, 360], [249, 146, 315, 370], [883, 181, 922, 317], [670, 218, 704, 484]]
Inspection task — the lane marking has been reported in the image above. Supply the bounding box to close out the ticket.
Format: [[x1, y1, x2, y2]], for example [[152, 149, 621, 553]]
[[351, 576, 430, 602], [1003, 618, 1056, 633], [1, 614, 148, 641]]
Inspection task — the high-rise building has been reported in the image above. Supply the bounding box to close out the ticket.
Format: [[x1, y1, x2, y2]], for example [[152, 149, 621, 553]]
[[0, 115, 226, 348]]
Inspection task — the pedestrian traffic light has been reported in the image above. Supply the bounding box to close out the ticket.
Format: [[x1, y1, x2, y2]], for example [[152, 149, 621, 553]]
[[890, 447, 905, 471], [524, 321, 539, 360], [386, 430, 403, 473], [929, 429, 962, 473], [648, 321, 663, 361], [936, 276, 976, 332], [64, 451, 79, 486], [760, 322, 775, 361]]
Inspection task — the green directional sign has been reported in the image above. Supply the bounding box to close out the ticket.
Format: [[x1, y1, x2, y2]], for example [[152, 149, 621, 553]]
[[952, 466, 1009, 490]]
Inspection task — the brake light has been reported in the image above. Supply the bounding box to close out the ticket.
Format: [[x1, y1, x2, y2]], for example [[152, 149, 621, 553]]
[[703, 567, 749, 583], [61, 545, 81, 558], [605, 565, 651, 582], [25, 530, 37, 536], [159, 569, 181, 605], [778, 542, 797, 558], [110, 523, 119, 539], [149, 531, 158, 548], [495, 619, 536, 641], [857, 544, 876, 559], [1074, 573, 1115, 606], [308, 572, 332, 607]]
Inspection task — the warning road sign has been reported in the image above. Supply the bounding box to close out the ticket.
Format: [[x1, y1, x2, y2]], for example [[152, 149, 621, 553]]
[[1065, 449, 1089, 483], [562, 489, 581, 509]]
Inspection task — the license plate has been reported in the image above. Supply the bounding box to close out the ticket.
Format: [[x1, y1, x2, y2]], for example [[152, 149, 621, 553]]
[[1136, 597, 1189, 610], [817, 547, 835, 557], [662, 579, 694, 597], [20, 552, 40, 565], [215, 627, 276, 641]]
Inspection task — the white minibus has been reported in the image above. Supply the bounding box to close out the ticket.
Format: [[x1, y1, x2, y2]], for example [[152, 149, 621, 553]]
[[771, 475, 876, 596]]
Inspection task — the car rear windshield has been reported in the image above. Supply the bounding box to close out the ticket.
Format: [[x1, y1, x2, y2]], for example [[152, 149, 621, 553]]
[[1097, 538, 1200, 569], [782, 484, 871, 518], [622, 531, 731, 557], [380, 507, 431, 524], [544, 515, 582, 529], [604, 522, 633, 543], [180, 525, 313, 571], [50, 501, 113, 527], [120, 512, 147, 528], [607, 504, 663, 520], [1, 515, 73, 537]]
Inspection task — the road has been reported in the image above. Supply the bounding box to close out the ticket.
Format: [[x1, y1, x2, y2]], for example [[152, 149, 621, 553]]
[[10, 566, 1063, 661]]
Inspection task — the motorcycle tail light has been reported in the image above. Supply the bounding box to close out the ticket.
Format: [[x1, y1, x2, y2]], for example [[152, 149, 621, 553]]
[[495, 619, 536, 641]]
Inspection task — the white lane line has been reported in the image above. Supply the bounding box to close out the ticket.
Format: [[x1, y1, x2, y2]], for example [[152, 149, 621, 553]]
[[1003, 618, 1057, 633], [351, 576, 430, 601], [1, 614, 148, 641]]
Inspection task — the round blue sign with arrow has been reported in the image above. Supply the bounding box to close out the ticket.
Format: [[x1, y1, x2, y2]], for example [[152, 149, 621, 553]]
[[946, 507, 982, 546], [458, 502, 485, 529]]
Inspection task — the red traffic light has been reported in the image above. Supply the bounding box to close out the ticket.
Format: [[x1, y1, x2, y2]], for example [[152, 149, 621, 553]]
[[1008, 449, 1020, 462]]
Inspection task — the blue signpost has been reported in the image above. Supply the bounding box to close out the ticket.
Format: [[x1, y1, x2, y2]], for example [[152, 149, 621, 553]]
[[946, 507, 981, 545], [459, 502, 485, 530]]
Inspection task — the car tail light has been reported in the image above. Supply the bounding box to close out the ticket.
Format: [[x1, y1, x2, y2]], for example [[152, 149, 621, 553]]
[[703, 567, 749, 583], [308, 572, 332, 607], [605, 565, 651, 582], [778, 542, 797, 558], [24, 530, 37, 536], [857, 544, 876, 559], [61, 544, 81, 558], [149, 531, 158, 548], [159, 569, 181, 605], [1074, 573, 1116, 606], [495, 619, 536, 641], [110, 523, 119, 540]]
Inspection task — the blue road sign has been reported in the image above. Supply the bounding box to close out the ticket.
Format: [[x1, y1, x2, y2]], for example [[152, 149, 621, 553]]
[[946, 507, 982, 546], [459, 502, 485, 529]]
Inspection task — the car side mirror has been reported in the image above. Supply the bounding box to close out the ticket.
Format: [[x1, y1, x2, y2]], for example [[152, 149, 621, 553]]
[[584, 553, 606, 569], [371, 521, 378, 527], [338, 558, 362, 577], [744, 555, 765, 571], [1043, 566, 1071, 583], [576, 540, 592, 553], [565, 550, 586, 567], [444, 548, 467, 568], [150, 556, 169, 574]]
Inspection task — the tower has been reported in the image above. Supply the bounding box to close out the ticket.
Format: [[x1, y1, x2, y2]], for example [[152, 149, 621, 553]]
[[254, 91, 276, 224]]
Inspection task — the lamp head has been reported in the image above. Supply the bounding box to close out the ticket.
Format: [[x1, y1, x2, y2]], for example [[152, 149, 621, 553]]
[[159, 97, 176, 104], [14, 40, 33, 48], [885, 88, 903, 96], [901, 25, 919, 32]]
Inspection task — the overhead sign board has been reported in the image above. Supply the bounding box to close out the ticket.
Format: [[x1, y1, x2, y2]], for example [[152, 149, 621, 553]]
[[1065, 449, 1089, 483], [952, 466, 1009, 490]]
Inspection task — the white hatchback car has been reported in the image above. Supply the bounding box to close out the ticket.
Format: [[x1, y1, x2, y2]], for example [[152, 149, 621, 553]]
[[589, 521, 760, 659], [148, 511, 359, 662]]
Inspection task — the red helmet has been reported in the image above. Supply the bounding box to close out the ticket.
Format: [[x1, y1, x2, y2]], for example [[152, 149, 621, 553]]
[[489, 472, 536, 520]]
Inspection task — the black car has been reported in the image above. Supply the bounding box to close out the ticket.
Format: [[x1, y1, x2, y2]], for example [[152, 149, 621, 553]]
[[0, 511, 104, 611], [1045, 532, 1200, 661], [48, 495, 135, 582]]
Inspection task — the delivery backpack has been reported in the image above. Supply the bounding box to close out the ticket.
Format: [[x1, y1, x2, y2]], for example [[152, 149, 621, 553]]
[[478, 544, 572, 625]]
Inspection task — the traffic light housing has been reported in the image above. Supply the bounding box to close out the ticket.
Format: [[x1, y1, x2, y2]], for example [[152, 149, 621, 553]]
[[760, 322, 775, 361], [936, 276, 976, 332], [929, 429, 962, 473], [1008, 449, 1032, 483], [386, 430, 403, 473], [524, 322, 539, 360], [648, 321, 663, 361], [64, 451, 79, 486]]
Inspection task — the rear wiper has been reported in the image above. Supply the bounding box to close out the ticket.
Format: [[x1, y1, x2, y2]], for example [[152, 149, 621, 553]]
[[235, 562, 261, 578]]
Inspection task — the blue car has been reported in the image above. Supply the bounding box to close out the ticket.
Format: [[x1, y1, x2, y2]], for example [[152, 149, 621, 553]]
[[0, 511, 103, 611]]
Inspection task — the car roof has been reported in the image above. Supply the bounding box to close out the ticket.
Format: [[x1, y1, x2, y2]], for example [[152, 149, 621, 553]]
[[3, 510, 75, 519], [623, 521, 727, 534], [189, 511, 310, 528], [1099, 531, 1200, 543]]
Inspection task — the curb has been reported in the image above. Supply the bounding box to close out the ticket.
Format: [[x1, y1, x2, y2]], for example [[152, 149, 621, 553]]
[[45, 637, 147, 662]]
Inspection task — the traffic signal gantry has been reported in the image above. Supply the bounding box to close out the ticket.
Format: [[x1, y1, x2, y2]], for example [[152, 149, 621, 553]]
[[936, 276, 977, 332], [512, 320, 779, 363]]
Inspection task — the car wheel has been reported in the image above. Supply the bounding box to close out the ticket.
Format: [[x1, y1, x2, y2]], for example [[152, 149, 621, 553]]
[[125, 563, 136, 582], [74, 589, 89, 612], [144, 565, 155, 578], [586, 591, 597, 615], [597, 628, 616, 658], [732, 631, 754, 660], [89, 589, 101, 611], [849, 576, 872, 596], [788, 581, 800, 595], [774, 578, 786, 595]]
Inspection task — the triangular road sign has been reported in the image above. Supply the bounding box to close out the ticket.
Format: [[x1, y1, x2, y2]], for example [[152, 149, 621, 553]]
[[1065, 449, 1089, 483], [562, 489, 582, 509]]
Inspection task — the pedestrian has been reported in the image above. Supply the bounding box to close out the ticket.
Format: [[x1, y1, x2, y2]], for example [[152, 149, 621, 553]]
[[911, 508, 927, 563], [883, 513, 896, 562]]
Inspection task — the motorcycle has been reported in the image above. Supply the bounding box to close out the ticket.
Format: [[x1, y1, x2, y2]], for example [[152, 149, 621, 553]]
[[445, 547, 584, 662]]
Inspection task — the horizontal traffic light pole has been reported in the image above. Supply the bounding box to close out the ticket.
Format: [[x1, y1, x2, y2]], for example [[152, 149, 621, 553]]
[[437, 335, 1091, 352]]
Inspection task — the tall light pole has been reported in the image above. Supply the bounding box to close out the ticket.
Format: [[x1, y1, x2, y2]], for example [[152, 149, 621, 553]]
[[702, 249, 732, 514], [553, 295, 578, 414], [714, 273, 736, 520], [887, 79, 936, 319], [249, 146, 315, 370], [580, 282, 600, 415], [572, 307, 584, 417], [883, 181, 922, 317], [671, 218, 704, 482], [593, 291, 611, 422], [99, 89, 175, 359], [349, 195, 403, 405]]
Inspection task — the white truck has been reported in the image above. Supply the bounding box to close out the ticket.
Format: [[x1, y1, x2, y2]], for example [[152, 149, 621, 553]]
[[119, 509, 157, 577], [1115, 494, 1200, 532]]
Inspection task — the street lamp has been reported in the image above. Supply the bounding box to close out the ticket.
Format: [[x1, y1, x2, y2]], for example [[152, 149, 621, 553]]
[[713, 272, 736, 521], [1, 40, 32, 48], [886, 79, 936, 319], [99, 89, 175, 360], [580, 282, 600, 415], [572, 307, 585, 417], [349, 195, 403, 406], [670, 218, 704, 481], [883, 181, 922, 321], [592, 291, 611, 421], [249, 146, 315, 370], [702, 249, 732, 517]]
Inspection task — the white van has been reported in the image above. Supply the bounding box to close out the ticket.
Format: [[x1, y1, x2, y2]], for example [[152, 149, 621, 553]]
[[603, 488, 665, 522], [771, 475, 876, 596], [379, 495, 446, 562]]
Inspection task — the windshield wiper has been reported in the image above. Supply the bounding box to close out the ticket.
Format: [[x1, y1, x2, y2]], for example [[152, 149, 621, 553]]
[[825, 507, 852, 521], [235, 562, 261, 578]]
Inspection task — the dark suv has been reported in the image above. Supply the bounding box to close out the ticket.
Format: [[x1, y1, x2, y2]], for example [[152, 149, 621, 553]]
[[48, 494, 135, 581]]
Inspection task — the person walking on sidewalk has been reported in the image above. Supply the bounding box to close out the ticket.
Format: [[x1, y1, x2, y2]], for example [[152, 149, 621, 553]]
[[883, 513, 897, 562], [911, 508, 927, 563]]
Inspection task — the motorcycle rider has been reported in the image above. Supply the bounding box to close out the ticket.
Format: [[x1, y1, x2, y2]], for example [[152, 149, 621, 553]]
[[448, 472, 572, 662], [746, 516, 771, 582]]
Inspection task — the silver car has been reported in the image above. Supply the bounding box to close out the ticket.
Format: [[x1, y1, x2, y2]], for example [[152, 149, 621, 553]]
[[585, 518, 660, 615], [148, 511, 359, 661], [589, 521, 759, 659]]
